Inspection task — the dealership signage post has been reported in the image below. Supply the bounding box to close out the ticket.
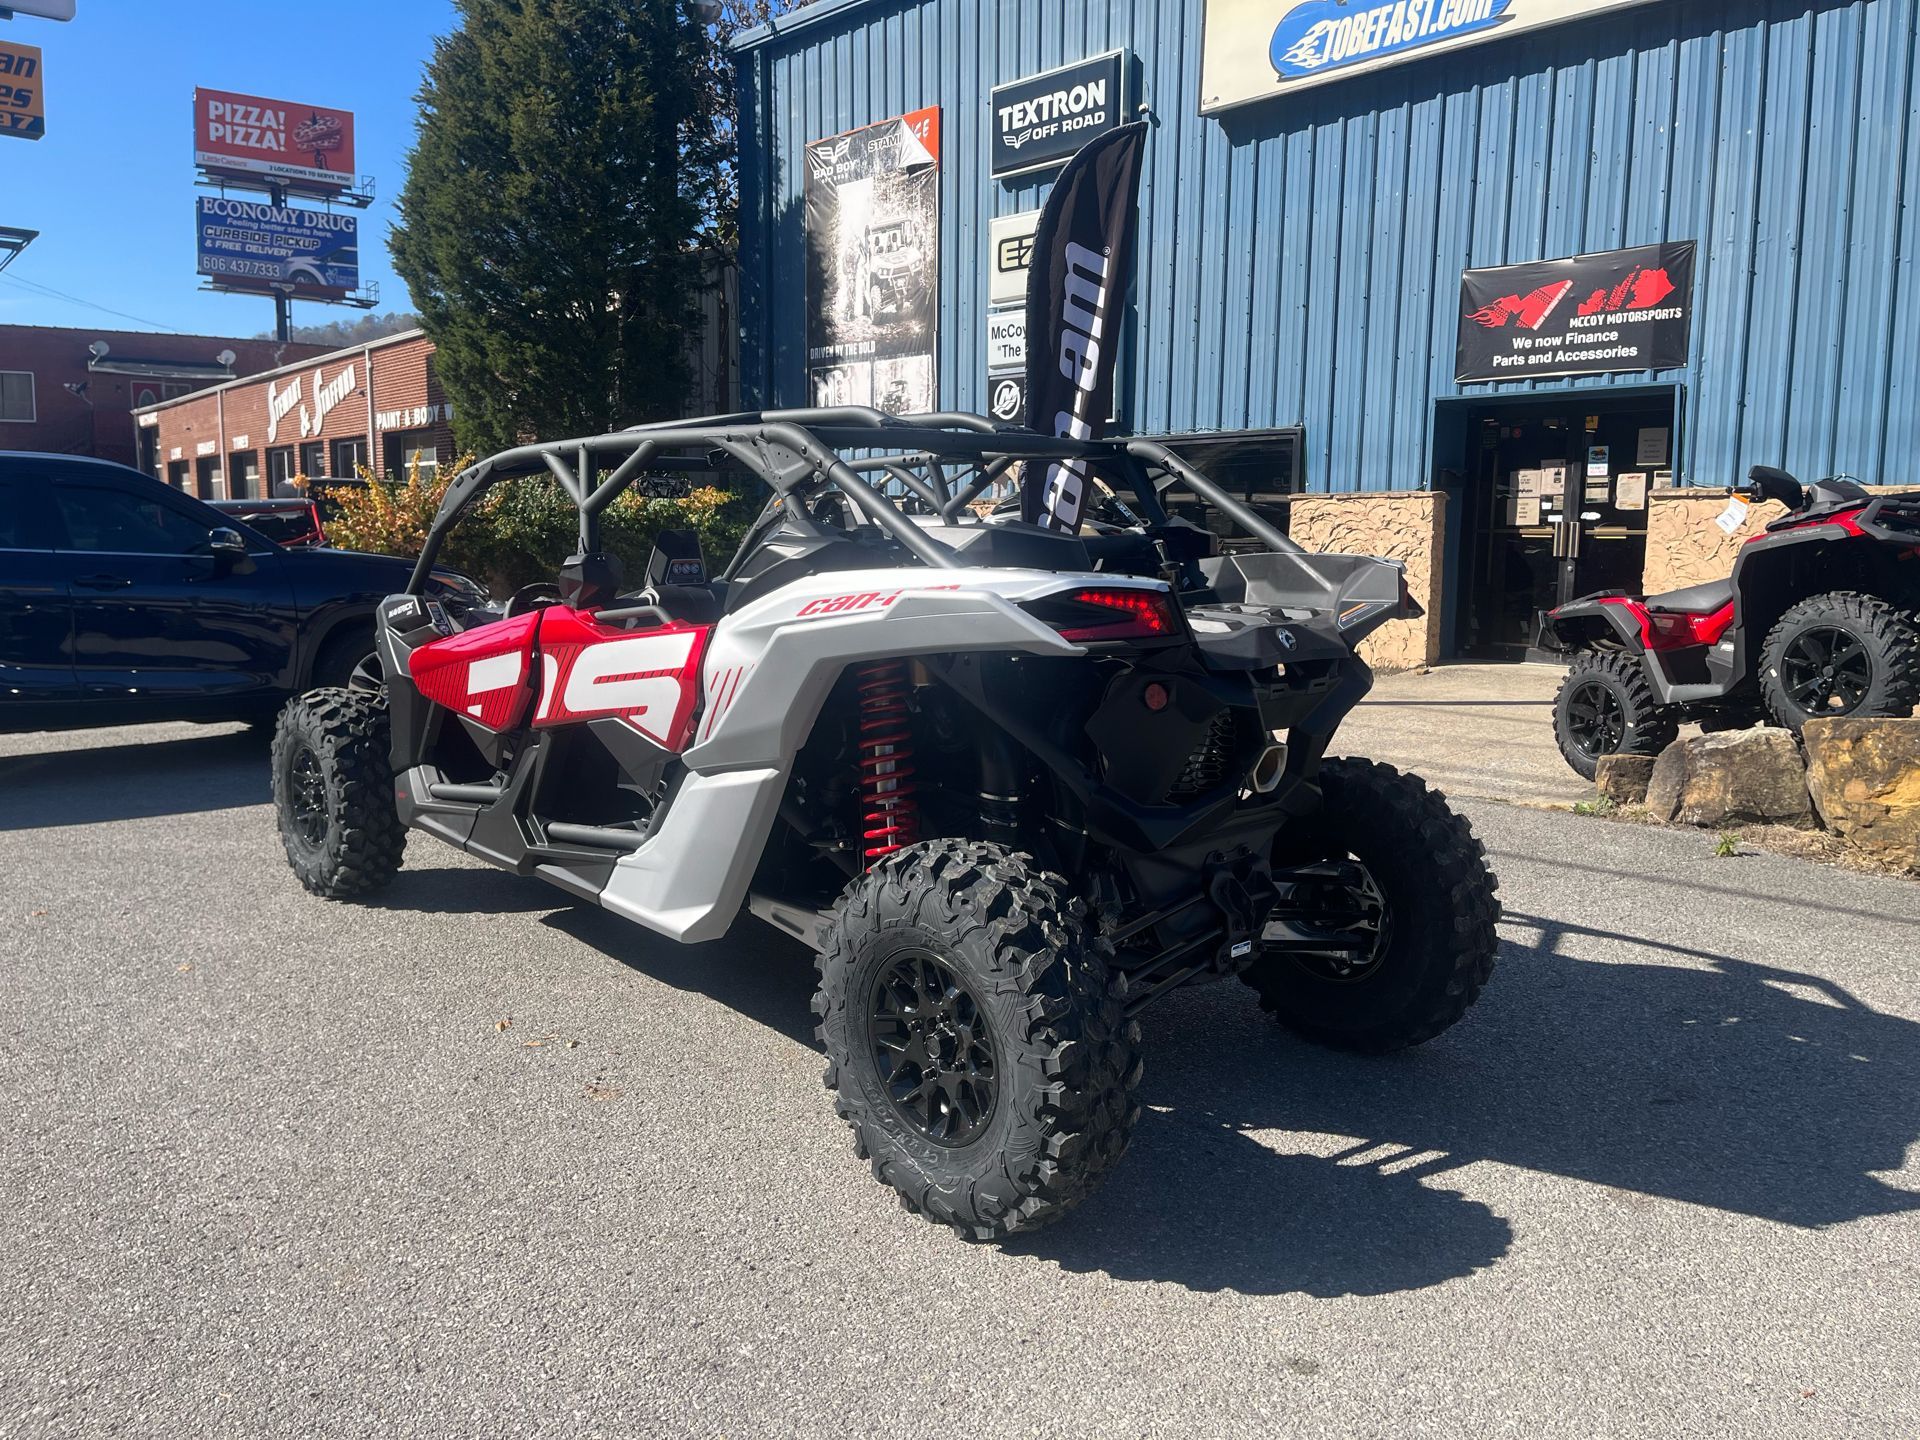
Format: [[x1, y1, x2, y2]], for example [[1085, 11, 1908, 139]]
[[1200, 0, 1661, 112], [1454, 241, 1696, 383], [0, 38, 44, 141], [990, 51, 1127, 178]]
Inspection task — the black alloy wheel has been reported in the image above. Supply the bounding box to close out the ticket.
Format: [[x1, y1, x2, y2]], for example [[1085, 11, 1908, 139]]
[[286, 743, 329, 848], [1760, 591, 1920, 733], [1777, 626, 1872, 716], [1562, 678, 1627, 762], [867, 952, 998, 1146]]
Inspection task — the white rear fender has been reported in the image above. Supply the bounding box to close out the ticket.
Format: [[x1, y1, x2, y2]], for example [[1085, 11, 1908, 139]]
[[686, 568, 1128, 771]]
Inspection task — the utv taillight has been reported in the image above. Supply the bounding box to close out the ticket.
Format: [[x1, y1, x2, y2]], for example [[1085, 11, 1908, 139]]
[[1024, 586, 1180, 643]]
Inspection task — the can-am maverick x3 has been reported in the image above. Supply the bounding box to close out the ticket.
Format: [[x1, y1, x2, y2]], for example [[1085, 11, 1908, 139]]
[[1543, 465, 1920, 779], [272, 407, 1500, 1239]]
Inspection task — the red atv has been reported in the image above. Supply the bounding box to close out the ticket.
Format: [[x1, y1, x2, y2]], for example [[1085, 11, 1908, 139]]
[[1542, 466, 1920, 779]]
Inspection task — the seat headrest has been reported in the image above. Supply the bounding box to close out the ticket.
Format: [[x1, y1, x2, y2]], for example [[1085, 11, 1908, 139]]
[[557, 552, 625, 609]]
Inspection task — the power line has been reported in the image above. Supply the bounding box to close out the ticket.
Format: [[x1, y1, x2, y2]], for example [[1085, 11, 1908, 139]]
[[0, 270, 181, 331]]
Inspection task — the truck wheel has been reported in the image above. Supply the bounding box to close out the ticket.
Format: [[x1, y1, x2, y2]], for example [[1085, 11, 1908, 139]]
[[271, 688, 406, 898], [1242, 759, 1499, 1055], [310, 626, 377, 693], [813, 839, 1142, 1241], [1553, 651, 1677, 780], [1760, 591, 1920, 733]]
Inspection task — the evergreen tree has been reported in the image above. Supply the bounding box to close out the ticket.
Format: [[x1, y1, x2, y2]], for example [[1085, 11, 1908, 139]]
[[392, 0, 724, 453]]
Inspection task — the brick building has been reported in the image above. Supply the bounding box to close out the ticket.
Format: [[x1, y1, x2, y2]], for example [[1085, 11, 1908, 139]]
[[0, 323, 326, 470], [133, 328, 455, 499]]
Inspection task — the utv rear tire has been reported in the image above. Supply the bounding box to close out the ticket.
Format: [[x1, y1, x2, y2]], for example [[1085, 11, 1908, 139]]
[[1242, 759, 1500, 1054], [1553, 650, 1678, 780], [813, 839, 1142, 1241], [1760, 591, 1920, 733], [272, 688, 405, 898]]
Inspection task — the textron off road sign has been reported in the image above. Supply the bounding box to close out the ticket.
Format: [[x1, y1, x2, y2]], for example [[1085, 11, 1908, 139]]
[[990, 52, 1127, 178], [1201, 0, 1661, 112], [1455, 241, 1696, 383]]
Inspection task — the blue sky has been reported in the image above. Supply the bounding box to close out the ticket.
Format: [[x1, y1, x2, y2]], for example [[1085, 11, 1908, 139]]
[[0, 0, 458, 337]]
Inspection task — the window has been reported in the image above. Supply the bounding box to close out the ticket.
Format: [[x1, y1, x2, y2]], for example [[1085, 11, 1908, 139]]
[[166, 459, 190, 491], [1153, 428, 1305, 546], [383, 431, 438, 481], [0, 371, 34, 423], [267, 447, 296, 493], [228, 451, 260, 501], [298, 441, 326, 482], [331, 436, 367, 477], [0, 477, 58, 549], [194, 456, 220, 499], [53, 485, 214, 555]]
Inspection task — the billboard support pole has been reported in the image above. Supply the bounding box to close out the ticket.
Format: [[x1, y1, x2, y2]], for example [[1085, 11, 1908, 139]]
[[269, 182, 292, 344]]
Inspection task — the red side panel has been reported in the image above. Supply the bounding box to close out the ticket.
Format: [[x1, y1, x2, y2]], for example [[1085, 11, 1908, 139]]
[[406, 611, 541, 732], [533, 608, 710, 751]]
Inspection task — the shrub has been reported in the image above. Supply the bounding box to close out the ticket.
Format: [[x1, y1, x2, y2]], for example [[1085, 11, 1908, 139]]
[[316, 453, 752, 595]]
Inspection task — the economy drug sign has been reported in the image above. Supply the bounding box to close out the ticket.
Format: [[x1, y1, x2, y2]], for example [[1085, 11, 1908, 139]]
[[1201, 0, 1661, 112]]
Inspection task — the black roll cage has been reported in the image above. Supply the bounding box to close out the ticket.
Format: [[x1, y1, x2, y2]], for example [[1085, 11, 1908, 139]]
[[405, 406, 1302, 596]]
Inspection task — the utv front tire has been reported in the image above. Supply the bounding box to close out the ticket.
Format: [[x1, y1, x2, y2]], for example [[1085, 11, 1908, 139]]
[[271, 688, 405, 898], [814, 839, 1142, 1241], [1242, 759, 1499, 1054], [1760, 591, 1920, 733], [1553, 650, 1677, 780]]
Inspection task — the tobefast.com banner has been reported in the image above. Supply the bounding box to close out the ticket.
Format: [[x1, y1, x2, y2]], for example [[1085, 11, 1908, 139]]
[[1201, 0, 1661, 112]]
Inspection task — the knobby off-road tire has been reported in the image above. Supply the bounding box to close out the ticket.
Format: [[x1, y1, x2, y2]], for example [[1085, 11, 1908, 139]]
[[271, 688, 406, 898], [1553, 650, 1678, 781], [813, 839, 1142, 1241], [1241, 759, 1500, 1055], [1760, 591, 1920, 733]]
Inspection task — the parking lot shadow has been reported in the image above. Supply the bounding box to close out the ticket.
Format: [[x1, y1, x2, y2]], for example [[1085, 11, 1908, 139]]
[[1019, 913, 1920, 1293], [0, 730, 267, 830], [368, 867, 1920, 1299]]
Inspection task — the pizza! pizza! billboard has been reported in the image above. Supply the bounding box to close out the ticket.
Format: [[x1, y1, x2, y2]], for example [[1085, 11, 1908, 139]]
[[194, 88, 356, 193], [1454, 241, 1696, 383]]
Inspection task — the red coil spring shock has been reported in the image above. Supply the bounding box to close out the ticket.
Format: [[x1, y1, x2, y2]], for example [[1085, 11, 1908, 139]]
[[856, 658, 919, 863]]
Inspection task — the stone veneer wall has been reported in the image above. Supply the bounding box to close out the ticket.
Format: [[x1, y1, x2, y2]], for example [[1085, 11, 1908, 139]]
[[1642, 485, 1907, 595], [1289, 492, 1444, 672]]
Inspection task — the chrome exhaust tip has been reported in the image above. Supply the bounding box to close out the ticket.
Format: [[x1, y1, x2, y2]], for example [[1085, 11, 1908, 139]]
[[1249, 743, 1287, 794]]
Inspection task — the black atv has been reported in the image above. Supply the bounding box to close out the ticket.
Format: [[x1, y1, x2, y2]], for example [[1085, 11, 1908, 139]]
[[1542, 466, 1920, 779]]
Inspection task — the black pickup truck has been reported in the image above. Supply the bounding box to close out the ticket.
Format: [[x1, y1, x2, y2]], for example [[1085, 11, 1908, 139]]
[[0, 452, 484, 734]]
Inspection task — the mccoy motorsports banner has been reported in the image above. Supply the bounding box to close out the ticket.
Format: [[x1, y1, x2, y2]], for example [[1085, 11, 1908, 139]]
[[1201, 0, 1661, 112], [1455, 240, 1695, 383]]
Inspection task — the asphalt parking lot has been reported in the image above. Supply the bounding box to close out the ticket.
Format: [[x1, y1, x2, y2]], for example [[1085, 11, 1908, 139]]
[[3, 719, 1917, 1439]]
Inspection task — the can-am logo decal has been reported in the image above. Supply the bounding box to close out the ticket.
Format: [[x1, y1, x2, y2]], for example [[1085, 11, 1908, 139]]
[[1270, 0, 1514, 81], [1038, 241, 1116, 531]]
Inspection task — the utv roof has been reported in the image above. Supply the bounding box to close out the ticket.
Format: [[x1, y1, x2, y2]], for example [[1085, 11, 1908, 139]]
[[409, 407, 1296, 593]]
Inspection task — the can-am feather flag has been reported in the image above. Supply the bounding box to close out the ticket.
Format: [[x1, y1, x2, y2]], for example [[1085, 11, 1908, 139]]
[[1022, 121, 1148, 532]]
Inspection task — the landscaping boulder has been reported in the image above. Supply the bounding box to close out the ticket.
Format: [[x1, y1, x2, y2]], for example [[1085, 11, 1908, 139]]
[[1643, 727, 1814, 828], [1594, 753, 1657, 805], [1802, 717, 1920, 870]]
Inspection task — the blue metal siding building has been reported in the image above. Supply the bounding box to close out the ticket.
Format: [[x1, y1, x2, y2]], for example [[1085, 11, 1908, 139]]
[[736, 0, 1920, 495]]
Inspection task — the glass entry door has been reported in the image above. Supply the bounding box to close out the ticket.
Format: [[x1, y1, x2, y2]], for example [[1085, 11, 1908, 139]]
[[1458, 398, 1671, 660]]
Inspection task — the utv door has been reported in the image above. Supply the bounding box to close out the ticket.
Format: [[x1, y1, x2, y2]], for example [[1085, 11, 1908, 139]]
[[0, 468, 78, 713], [48, 468, 296, 708]]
